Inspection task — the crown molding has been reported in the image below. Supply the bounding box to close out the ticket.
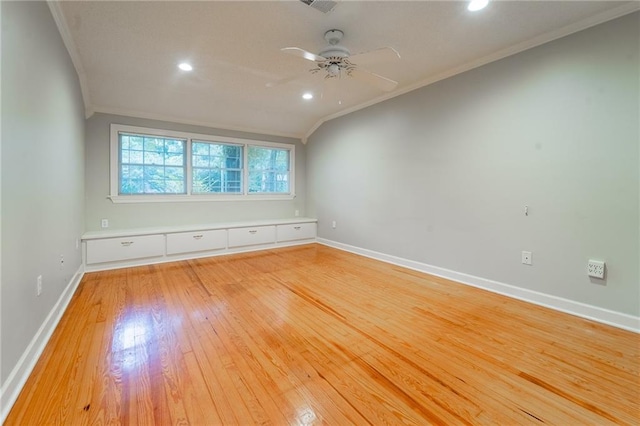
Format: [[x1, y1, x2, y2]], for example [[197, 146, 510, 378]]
[[303, 2, 640, 144], [47, 1, 93, 118]]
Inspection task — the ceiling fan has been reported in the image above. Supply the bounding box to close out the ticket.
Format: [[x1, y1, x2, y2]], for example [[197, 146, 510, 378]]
[[275, 29, 401, 92]]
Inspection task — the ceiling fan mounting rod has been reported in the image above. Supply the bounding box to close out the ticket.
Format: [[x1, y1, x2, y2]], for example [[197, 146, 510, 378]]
[[324, 29, 344, 45]]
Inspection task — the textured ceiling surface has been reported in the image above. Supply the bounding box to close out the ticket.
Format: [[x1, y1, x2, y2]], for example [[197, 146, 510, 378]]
[[57, 1, 637, 139]]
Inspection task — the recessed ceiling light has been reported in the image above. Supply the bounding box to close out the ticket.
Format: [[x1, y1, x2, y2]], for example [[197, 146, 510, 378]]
[[468, 0, 489, 11], [302, 93, 313, 100], [178, 62, 193, 71]]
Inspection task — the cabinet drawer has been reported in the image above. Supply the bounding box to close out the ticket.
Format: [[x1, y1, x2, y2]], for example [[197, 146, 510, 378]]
[[228, 226, 276, 248], [277, 223, 316, 242], [86, 235, 164, 264], [166, 229, 227, 255]]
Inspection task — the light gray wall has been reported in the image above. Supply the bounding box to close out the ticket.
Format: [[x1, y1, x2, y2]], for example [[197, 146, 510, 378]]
[[85, 113, 306, 231], [307, 13, 639, 316], [1, 1, 85, 382]]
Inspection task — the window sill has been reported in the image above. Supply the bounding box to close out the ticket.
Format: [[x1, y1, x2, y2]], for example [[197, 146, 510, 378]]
[[108, 194, 295, 204]]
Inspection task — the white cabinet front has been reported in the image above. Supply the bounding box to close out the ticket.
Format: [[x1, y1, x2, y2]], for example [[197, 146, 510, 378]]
[[228, 226, 276, 248], [277, 223, 317, 242], [86, 235, 165, 264], [166, 229, 227, 255]]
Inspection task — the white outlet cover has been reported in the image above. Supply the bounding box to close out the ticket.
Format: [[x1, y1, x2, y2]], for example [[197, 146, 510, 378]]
[[522, 251, 532, 265], [588, 260, 605, 279]]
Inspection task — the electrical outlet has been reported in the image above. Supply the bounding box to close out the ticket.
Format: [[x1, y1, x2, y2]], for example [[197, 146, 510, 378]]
[[60, 254, 64, 269], [588, 260, 605, 279], [522, 251, 532, 265], [101, 219, 109, 228], [295, 210, 299, 217], [332, 220, 337, 229], [37, 275, 42, 296]]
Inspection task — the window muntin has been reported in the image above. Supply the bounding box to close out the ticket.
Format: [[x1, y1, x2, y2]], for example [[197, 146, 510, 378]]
[[119, 133, 186, 195], [110, 124, 294, 202], [192, 141, 243, 194], [248, 146, 290, 194]]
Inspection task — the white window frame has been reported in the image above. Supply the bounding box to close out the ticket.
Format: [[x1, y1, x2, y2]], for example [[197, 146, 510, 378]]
[[109, 124, 295, 203]]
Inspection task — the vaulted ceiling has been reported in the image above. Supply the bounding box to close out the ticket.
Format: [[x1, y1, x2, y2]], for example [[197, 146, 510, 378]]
[[52, 1, 638, 140]]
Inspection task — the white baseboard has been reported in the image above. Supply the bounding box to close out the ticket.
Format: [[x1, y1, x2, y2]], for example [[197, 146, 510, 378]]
[[317, 238, 640, 333], [0, 265, 85, 423]]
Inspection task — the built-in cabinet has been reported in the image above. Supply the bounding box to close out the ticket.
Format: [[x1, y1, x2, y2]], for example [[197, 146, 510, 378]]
[[166, 229, 227, 255], [276, 222, 316, 242], [82, 218, 317, 271], [228, 226, 277, 248], [85, 234, 165, 265]]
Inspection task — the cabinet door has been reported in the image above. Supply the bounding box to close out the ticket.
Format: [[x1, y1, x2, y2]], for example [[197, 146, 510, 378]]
[[166, 230, 227, 255], [86, 235, 165, 264], [276, 223, 317, 242], [228, 226, 276, 248]]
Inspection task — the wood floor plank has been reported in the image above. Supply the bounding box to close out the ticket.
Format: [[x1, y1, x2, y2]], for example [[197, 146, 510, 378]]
[[5, 244, 639, 425]]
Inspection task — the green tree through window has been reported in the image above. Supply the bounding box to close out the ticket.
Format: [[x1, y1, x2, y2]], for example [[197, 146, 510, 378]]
[[119, 134, 186, 194], [248, 146, 290, 193], [192, 142, 242, 193]]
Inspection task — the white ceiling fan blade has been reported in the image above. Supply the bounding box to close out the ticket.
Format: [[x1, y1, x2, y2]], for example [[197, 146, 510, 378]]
[[351, 68, 398, 92], [281, 47, 326, 62], [320, 78, 339, 101], [266, 73, 305, 88], [350, 47, 400, 66]]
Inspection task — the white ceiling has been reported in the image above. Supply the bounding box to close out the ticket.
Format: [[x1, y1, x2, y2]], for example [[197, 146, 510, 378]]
[[53, 1, 638, 140]]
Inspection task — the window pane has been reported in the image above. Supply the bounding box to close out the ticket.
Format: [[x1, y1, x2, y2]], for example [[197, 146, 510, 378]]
[[248, 146, 290, 193], [165, 166, 184, 180], [144, 137, 162, 152], [119, 133, 186, 195], [165, 180, 185, 193], [165, 153, 183, 166], [192, 143, 210, 155], [193, 155, 210, 168], [129, 165, 143, 179], [144, 151, 164, 165], [130, 136, 143, 150], [192, 141, 243, 194], [166, 140, 183, 153], [130, 150, 143, 164]]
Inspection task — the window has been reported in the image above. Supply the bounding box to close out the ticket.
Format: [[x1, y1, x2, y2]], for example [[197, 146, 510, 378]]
[[110, 124, 294, 202], [248, 146, 290, 193], [192, 141, 242, 194], [119, 133, 186, 194]]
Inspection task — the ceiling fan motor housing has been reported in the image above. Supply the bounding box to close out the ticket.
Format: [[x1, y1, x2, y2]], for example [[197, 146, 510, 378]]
[[319, 44, 350, 59], [319, 29, 350, 59], [316, 29, 353, 78]]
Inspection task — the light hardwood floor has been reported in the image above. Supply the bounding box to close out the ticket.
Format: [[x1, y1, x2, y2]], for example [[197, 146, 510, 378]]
[[6, 244, 639, 425]]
